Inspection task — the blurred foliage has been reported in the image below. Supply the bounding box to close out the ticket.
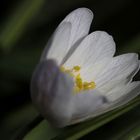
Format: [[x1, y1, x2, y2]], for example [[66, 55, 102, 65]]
[[0, 0, 44, 51], [23, 97, 140, 140], [0, 0, 140, 139], [0, 104, 38, 140]]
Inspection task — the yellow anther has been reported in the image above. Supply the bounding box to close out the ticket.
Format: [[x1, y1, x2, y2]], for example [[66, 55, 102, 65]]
[[75, 74, 83, 89], [74, 86, 80, 93], [76, 74, 81, 80], [73, 66, 81, 72], [83, 82, 90, 89], [60, 66, 74, 77], [89, 82, 96, 88], [83, 81, 96, 90], [60, 66, 66, 72], [60, 65, 96, 93]]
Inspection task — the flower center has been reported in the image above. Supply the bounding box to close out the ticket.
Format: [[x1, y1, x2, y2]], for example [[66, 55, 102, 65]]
[[60, 65, 96, 93]]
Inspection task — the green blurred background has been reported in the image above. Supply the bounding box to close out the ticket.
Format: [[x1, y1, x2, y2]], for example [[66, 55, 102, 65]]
[[0, 0, 140, 139]]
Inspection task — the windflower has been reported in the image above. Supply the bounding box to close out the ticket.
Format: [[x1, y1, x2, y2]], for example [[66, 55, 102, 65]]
[[31, 8, 140, 128]]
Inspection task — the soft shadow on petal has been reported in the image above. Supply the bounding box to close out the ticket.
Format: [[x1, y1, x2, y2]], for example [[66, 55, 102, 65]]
[[31, 59, 75, 127], [69, 89, 108, 124], [64, 31, 115, 69], [98, 82, 140, 114], [61, 8, 93, 48], [41, 22, 71, 65], [41, 8, 93, 65]]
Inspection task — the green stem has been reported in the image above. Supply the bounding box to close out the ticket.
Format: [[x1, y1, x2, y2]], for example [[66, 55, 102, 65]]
[[11, 115, 43, 140]]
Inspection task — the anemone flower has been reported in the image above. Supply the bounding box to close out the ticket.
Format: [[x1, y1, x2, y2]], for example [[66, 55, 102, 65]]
[[31, 8, 140, 128]]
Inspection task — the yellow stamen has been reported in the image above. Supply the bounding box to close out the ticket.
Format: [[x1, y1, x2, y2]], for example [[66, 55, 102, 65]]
[[60, 66, 66, 72], [83, 81, 96, 90], [60, 66, 74, 77], [73, 66, 81, 72], [73, 86, 80, 93], [60, 65, 96, 93], [75, 74, 83, 89]]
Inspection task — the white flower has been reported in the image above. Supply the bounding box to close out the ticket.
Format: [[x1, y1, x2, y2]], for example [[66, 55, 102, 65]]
[[31, 8, 140, 128]]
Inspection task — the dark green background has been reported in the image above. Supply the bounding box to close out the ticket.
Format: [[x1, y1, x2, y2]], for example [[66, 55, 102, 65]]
[[0, 0, 140, 139]]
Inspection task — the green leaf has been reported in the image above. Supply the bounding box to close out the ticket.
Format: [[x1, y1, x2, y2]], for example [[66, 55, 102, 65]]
[[23, 96, 140, 140], [0, 104, 38, 140], [23, 120, 61, 140], [77, 104, 140, 140], [0, 0, 45, 51]]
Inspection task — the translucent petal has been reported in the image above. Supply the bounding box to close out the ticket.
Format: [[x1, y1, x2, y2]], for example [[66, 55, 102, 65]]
[[43, 22, 71, 65], [31, 59, 74, 127], [41, 8, 93, 64]]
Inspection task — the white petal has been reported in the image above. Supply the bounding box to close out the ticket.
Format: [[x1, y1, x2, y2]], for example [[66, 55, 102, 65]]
[[41, 8, 93, 64], [41, 22, 71, 65], [81, 57, 112, 81], [99, 62, 139, 93], [96, 53, 139, 89], [64, 31, 116, 68], [69, 81, 140, 125], [48, 71, 74, 127], [31, 59, 74, 127], [105, 81, 140, 102], [61, 8, 93, 48], [70, 89, 107, 124]]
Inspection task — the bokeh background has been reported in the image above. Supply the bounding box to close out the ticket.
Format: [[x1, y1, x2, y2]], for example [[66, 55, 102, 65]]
[[0, 0, 140, 139]]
